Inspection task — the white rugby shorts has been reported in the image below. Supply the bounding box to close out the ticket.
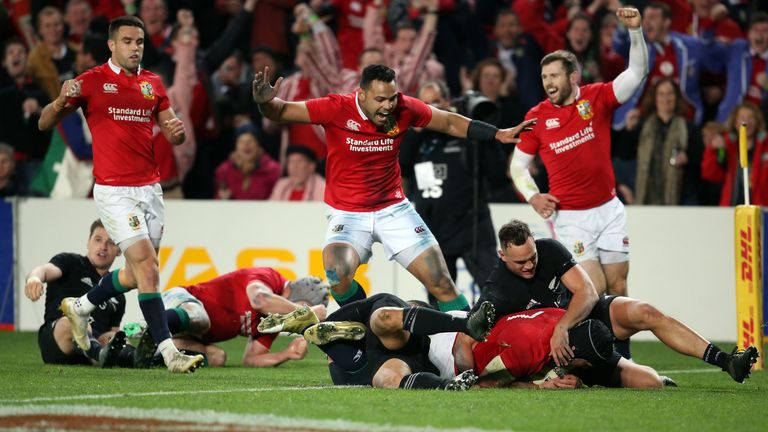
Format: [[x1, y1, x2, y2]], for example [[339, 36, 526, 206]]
[[324, 199, 438, 267], [93, 183, 164, 250], [161, 287, 202, 309], [552, 196, 629, 263]]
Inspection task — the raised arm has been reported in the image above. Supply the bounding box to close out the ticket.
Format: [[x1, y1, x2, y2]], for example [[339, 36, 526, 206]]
[[253, 67, 312, 123], [24, 263, 63, 302], [38, 79, 80, 131], [612, 8, 648, 104]]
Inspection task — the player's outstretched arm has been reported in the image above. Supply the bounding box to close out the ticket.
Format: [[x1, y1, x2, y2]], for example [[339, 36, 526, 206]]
[[242, 336, 308, 367], [24, 263, 63, 302], [425, 106, 536, 144], [38, 80, 80, 131], [612, 7, 648, 104], [252, 67, 311, 124]]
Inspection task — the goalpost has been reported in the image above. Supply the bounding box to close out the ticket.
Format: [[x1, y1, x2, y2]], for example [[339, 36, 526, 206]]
[[734, 123, 764, 369]]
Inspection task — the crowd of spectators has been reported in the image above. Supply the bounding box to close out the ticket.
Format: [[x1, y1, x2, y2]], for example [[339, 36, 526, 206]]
[[1, 0, 767, 206]]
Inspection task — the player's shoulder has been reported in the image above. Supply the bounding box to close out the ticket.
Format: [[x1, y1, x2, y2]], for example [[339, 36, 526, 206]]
[[49, 252, 83, 267], [138, 68, 164, 82], [536, 238, 571, 256], [76, 63, 107, 82], [580, 82, 612, 96], [526, 100, 551, 118]]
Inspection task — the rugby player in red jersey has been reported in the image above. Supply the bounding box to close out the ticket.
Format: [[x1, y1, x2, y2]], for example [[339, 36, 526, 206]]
[[510, 8, 647, 359], [145, 267, 329, 367], [38, 15, 203, 373], [252, 63, 535, 315]]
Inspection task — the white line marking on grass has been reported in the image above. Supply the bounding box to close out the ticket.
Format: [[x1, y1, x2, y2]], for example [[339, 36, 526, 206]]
[[657, 368, 721, 374], [0, 404, 509, 432], [0, 385, 359, 404]]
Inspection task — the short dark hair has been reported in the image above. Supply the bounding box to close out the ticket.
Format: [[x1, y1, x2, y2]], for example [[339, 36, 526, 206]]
[[750, 12, 768, 29], [3, 37, 26, 57], [360, 64, 396, 90], [540, 50, 579, 76], [89, 219, 105, 238], [645, 2, 672, 20], [286, 145, 318, 163], [81, 33, 110, 64], [108, 16, 145, 40], [498, 219, 533, 248]]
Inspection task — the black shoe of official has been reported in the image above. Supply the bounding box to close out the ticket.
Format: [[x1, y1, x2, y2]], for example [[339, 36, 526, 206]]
[[660, 375, 678, 387], [133, 329, 159, 368], [723, 346, 759, 383], [99, 331, 127, 368], [466, 301, 495, 342]]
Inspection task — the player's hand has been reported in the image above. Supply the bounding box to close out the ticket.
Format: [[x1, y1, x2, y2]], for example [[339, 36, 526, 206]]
[[495, 118, 537, 144], [252, 67, 283, 104], [164, 118, 186, 138], [530, 193, 559, 219], [549, 325, 574, 367], [708, 133, 726, 149], [287, 337, 308, 360], [61, 79, 81, 99], [22, 97, 41, 118], [25, 277, 44, 302], [538, 374, 581, 389], [616, 7, 641, 30], [311, 304, 328, 321]]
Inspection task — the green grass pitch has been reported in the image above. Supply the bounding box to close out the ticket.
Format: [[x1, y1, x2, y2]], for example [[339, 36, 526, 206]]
[[0, 331, 765, 431]]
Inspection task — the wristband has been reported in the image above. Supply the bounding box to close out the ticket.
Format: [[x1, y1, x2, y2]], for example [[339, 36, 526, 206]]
[[467, 120, 499, 142], [27, 276, 42, 285]]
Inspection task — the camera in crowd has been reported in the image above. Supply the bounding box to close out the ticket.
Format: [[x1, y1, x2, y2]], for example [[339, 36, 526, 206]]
[[453, 91, 500, 126]]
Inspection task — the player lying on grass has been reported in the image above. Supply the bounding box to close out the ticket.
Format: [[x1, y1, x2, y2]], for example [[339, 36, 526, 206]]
[[24, 220, 137, 368], [129, 267, 329, 367], [472, 219, 759, 383], [258, 293, 496, 390], [431, 307, 676, 389]]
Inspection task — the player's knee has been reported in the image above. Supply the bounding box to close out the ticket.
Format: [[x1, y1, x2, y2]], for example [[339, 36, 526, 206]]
[[635, 302, 664, 328], [207, 349, 226, 367], [184, 304, 210, 334], [370, 308, 402, 334]]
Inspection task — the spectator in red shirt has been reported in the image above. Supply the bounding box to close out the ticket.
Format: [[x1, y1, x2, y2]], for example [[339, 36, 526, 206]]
[[269, 145, 326, 201], [701, 102, 768, 206], [215, 124, 281, 200]]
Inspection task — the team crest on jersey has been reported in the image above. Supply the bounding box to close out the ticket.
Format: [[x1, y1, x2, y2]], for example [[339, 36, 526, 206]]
[[128, 214, 141, 231], [576, 99, 594, 120], [346, 119, 361, 131], [139, 81, 155, 100], [573, 241, 585, 256], [386, 124, 400, 137]]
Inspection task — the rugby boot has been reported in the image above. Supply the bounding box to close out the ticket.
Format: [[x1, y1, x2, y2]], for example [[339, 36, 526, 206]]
[[166, 351, 205, 373], [466, 301, 496, 341], [660, 375, 678, 387], [133, 329, 159, 368], [258, 306, 319, 334], [444, 369, 478, 391], [303, 321, 367, 345], [98, 331, 127, 368], [723, 346, 759, 383], [59, 297, 90, 350]]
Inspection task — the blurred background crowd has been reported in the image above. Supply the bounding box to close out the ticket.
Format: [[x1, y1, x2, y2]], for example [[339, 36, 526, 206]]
[[1, 0, 767, 207]]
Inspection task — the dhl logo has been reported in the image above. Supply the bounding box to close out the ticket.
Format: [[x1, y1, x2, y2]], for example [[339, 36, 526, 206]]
[[738, 227, 754, 287]]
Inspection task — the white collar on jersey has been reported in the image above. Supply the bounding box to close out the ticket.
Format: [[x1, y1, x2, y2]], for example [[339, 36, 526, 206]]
[[354, 92, 368, 121], [551, 86, 581, 108], [107, 58, 142, 75]]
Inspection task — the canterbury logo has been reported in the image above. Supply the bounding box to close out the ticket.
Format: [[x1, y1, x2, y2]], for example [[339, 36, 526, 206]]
[[414, 226, 426, 234], [103, 83, 118, 93]]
